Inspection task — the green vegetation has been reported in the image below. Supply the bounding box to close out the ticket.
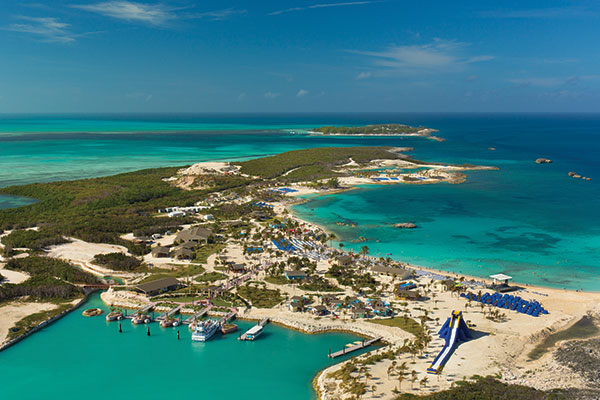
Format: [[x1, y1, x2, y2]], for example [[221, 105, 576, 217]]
[[264, 275, 289, 285], [367, 316, 424, 336], [314, 124, 424, 135], [195, 272, 225, 283], [528, 315, 599, 361], [194, 243, 225, 264], [298, 276, 342, 292], [1, 229, 68, 251], [1, 257, 97, 303], [237, 283, 283, 308], [394, 375, 570, 400], [92, 252, 142, 271], [236, 146, 401, 180], [0, 167, 250, 255]]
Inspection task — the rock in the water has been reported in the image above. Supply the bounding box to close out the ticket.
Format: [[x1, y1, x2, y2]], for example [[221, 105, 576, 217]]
[[536, 158, 552, 164], [394, 223, 417, 229]]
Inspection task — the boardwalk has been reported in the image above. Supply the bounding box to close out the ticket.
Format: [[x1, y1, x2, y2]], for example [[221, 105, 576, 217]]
[[124, 303, 154, 319], [156, 305, 182, 321], [182, 306, 211, 325], [328, 337, 382, 359]]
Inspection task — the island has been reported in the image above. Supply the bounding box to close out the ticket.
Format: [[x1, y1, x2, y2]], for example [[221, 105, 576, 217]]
[[311, 124, 445, 141], [0, 146, 597, 400]]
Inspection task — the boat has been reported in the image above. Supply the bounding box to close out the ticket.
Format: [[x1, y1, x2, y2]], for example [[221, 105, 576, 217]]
[[244, 324, 263, 341], [105, 311, 123, 322], [82, 308, 102, 317], [221, 323, 238, 334], [160, 318, 179, 328], [132, 314, 151, 325], [191, 320, 219, 341]]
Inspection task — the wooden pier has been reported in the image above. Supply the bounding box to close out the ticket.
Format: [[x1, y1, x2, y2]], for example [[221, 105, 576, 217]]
[[156, 305, 182, 321], [218, 311, 236, 326], [182, 306, 211, 325], [328, 336, 382, 359], [124, 303, 154, 319]]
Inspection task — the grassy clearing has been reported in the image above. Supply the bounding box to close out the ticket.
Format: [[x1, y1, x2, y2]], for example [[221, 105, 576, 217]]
[[528, 315, 599, 361], [195, 272, 225, 283], [237, 284, 283, 308], [264, 275, 289, 285], [194, 244, 225, 264], [367, 316, 424, 336]]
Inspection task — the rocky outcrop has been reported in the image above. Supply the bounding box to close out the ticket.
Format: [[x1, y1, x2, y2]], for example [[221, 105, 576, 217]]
[[536, 158, 552, 164], [394, 222, 417, 229], [569, 172, 592, 181]]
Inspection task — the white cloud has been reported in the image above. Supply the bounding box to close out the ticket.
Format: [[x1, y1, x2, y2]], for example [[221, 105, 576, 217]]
[[73, 1, 176, 25], [269, 1, 376, 16], [195, 8, 247, 21], [356, 71, 372, 79], [73, 2, 246, 25], [264, 91, 280, 99], [4, 16, 76, 43], [353, 39, 494, 72], [296, 89, 309, 97]]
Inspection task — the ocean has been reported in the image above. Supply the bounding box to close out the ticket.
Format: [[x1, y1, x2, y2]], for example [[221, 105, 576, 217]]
[[1, 113, 599, 290]]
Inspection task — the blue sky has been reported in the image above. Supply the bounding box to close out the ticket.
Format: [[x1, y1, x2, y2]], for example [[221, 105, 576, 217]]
[[1, 0, 599, 113]]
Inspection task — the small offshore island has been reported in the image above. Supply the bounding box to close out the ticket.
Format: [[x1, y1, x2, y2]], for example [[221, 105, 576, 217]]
[[311, 124, 445, 142], [1, 146, 599, 400]]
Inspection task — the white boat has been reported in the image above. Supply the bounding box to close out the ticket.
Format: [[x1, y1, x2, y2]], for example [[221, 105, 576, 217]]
[[191, 320, 219, 342], [245, 324, 263, 341]]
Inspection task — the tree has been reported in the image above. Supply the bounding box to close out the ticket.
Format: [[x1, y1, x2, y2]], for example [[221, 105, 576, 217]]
[[410, 370, 418, 389], [420, 376, 429, 389], [360, 245, 369, 256]]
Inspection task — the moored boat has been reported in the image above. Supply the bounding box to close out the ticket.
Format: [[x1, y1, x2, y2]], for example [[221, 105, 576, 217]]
[[191, 320, 219, 341], [244, 324, 263, 341], [221, 323, 238, 334], [160, 318, 180, 328], [106, 311, 123, 321], [132, 314, 151, 324]]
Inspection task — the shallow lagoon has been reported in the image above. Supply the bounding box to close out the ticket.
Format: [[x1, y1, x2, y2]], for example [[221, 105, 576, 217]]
[[0, 293, 369, 400]]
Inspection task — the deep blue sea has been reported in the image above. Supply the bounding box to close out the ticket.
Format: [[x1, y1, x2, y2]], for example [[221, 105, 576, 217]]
[[1, 113, 599, 291]]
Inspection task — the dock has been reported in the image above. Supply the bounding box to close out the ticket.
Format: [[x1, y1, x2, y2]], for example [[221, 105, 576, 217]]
[[124, 303, 154, 319], [328, 336, 382, 358], [217, 311, 237, 326], [239, 317, 270, 341], [182, 306, 211, 325], [156, 305, 182, 321]]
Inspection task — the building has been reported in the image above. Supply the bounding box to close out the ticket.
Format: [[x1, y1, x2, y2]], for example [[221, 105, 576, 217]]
[[311, 305, 329, 316], [151, 246, 171, 258], [135, 277, 182, 296], [176, 227, 214, 244], [337, 255, 353, 267], [397, 289, 422, 301], [371, 264, 413, 280], [285, 270, 307, 281], [171, 247, 194, 260]]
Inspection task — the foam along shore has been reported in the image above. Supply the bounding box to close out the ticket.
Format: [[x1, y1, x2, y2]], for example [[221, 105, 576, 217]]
[[262, 192, 600, 398]]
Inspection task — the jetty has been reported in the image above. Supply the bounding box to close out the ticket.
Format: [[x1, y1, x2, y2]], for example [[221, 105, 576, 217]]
[[125, 303, 154, 319], [156, 305, 182, 321], [328, 336, 382, 358], [182, 306, 211, 325], [217, 311, 237, 326], [239, 317, 269, 341]]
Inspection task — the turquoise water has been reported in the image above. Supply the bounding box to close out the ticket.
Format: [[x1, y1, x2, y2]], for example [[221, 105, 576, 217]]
[[1, 113, 599, 289], [0, 293, 368, 400]]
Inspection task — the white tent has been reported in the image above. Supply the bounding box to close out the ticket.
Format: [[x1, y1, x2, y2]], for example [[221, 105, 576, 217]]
[[490, 273, 512, 284]]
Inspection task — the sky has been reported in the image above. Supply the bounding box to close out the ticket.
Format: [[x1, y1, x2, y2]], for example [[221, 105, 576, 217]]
[[1, 0, 599, 113]]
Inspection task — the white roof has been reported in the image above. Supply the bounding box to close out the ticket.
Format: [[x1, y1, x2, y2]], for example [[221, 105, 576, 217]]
[[247, 325, 263, 335], [490, 273, 512, 281]]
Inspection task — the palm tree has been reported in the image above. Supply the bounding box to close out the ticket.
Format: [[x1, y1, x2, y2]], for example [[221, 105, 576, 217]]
[[360, 245, 369, 256], [410, 370, 418, 389], [420, 376, 429, 389]]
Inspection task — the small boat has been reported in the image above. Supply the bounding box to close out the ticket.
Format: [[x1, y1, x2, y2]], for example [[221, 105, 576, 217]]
[[191, 320, 219, 342], [82, 308, 102, 317], [132, 314, 151, 325], [106, 311, 123, 322], [221, 323, 238, 334], [160, 318, 180, 328]]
